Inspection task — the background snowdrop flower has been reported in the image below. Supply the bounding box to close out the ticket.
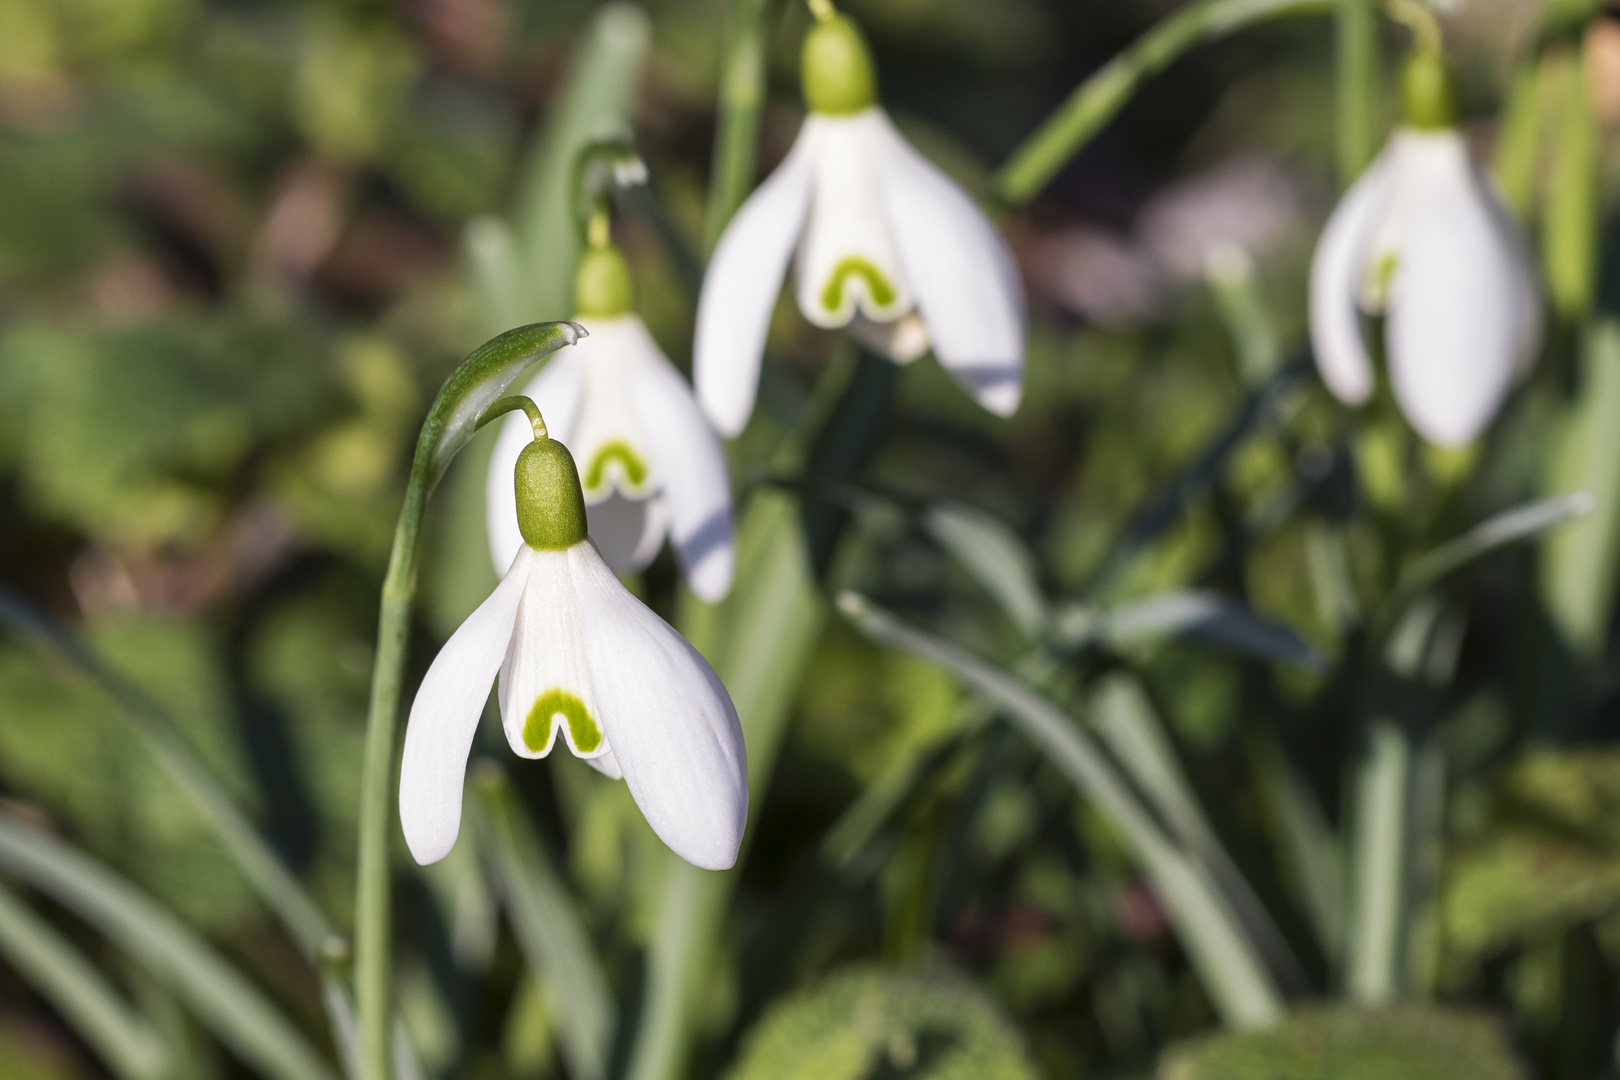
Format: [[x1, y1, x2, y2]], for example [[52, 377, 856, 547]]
[[488, 235, 735, 601], [1309, 43, 1541, 449], [694, 6, 1025, 437], [404, 402, 748, 871]]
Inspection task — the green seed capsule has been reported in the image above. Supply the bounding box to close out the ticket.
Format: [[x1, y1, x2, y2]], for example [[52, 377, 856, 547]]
[[801, 14, 877, 115], [515, 438, 588, 550], [574, 244, 633, 319]]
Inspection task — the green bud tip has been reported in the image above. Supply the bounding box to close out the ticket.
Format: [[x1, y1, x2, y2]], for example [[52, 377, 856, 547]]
[[802, 13, 877, 115], [574, 243, 633, 319], [1400, 47, 1455, 130], [515, 438, 588, 551]]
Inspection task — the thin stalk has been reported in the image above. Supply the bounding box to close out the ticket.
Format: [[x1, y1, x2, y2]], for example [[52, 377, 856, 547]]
[[995, 0, 1333, 205], [1335, 0, 1379, 186], [706, 0, 773, 248], [355, 481, 426, 1080], [1346, 720, 1410, 1002], [353, 321, 584, 1080]]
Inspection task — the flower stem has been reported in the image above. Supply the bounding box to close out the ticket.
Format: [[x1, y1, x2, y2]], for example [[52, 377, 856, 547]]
[[995, 0, 1332, 205], [706, 0, 774, 249], [355, 475, 427, 1080], [1346, 720, 1410, 1002], [1336, 0, 1380, 186]]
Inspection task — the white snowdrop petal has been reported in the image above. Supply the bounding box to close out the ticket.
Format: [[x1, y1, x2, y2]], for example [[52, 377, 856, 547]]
[[571, 318, 659, 506], [586, 748, 623, 780], [626, 320, 735, 602], [871, 111, 1024, 417], [586, 491, 667, 574], [695, 126, 816, 437], [795, 111, 912, 330], [399, 547, 531, 865], [486, 352, 584, 576], [570, 543, 748, 870], [1308, 152, 1389, 407], [1386, 160, 1524, 448], [498, 548, 611, 762]]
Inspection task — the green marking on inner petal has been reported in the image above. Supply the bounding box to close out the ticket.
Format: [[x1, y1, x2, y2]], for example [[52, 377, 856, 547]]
[[820, 256, 896, 314], [582, 440, 649, 493], [524, 688, 602, 754], [1365, 251, 1399, 310]]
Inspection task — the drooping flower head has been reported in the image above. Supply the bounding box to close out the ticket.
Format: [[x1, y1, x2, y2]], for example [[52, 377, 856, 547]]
[[694, 2, 1025, 437], [1309, 24, 1540, 449], [487, 217, 736, 601], [403, 399, 747, 871]]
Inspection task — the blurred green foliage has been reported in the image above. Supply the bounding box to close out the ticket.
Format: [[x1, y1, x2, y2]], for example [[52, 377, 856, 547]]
[[0, 0, 1619, 1076]]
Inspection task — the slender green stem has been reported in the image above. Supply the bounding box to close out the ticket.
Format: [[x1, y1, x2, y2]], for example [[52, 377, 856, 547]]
[[353, 320, 584, 1080], [477, 395, 547, 440], [1346, 721, 1410, 1002], [706, 0, 773, 248], [995, 0, 1333, 205], [1335, 0, 1380, 186], [356, 478, 426, 1080]]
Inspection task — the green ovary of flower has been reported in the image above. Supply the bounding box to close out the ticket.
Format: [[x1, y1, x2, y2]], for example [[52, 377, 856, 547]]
[[821, 256, 896, 314], [524, 688, 603, 754], [583, 440, 649, 493]]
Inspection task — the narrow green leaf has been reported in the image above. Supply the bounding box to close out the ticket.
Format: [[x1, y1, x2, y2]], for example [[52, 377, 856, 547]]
[[1389, 492, 1593, 622], [0, 585, 336, 962], [1346, 721, 1410, 1004], [463, 216, 527, 340], [839, 594, 1284, 1029], [995, 0, 1333, 204], [1057, 589, 1325, 670], [1492, 64, 1542, 216], [0, 881, 170, 1080], [472, 765, 615, 1080], [0, 810, 336, 1080], [1204, 244, 1280, 385], [1543, 320, 1620, 656], [924, 502, 1047, 639], [1543, 44, 1597, 319]]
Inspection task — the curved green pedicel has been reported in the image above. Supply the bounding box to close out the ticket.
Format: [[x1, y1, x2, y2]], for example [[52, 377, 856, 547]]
[[515, 439, 588, 550], [524, 688, 603, 754], [583, 440, 650, 492], [801, 13, 876, 115], [821, 256, 897, 314]]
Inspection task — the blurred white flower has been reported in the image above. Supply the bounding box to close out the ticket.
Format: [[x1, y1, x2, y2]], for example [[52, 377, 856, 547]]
[[694, 11, 1024, 437], [405, 422, 747, 871], [1309, 60, 1540, 448], [488, 244, 735, 602]]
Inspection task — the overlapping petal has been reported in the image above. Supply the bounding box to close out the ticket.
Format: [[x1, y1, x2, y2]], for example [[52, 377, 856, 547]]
[[873, 112, 1024, 417], [1308, 152, 1389, 407], [627, 321, 735, 602], [570, 542, 748, 870], [694, 125, 816, 436], [1385, 157, 1524, 447], [399, 547, 531, 865]]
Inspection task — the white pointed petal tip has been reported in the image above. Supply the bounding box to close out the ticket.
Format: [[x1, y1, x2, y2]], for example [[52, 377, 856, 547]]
[[570, 544, 747, 870], [695, 129, 815, 439], [400, 550, 530, 865]]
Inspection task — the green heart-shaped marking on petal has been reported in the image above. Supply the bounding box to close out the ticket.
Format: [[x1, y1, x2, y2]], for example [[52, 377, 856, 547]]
[[583, 440, 649, 492], [524, 688, 603, 754], [821, 256, 896, 314]]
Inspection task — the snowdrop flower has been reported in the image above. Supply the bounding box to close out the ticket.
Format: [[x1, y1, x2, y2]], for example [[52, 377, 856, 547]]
[[403, 402, 747, 870], [488, 234, 735, 601], [694, 5, 1024, 437], [1309, 43, 1540, 448]]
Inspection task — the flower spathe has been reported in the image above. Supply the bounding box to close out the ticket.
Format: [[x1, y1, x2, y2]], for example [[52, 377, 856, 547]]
[[694, 13, 1024, 437], [1309, 127, 1540, 449], [487, 251, 735, 602], [403, 428, 747, 871]]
